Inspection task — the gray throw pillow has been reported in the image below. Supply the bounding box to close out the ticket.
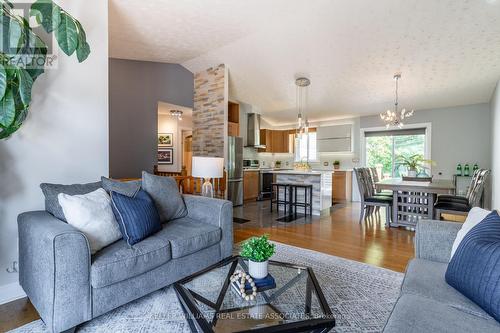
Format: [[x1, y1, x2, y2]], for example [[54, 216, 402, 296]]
[[101, 177, 141, 197], [141, 171, 187, 222], [40, 181, 102, 222]]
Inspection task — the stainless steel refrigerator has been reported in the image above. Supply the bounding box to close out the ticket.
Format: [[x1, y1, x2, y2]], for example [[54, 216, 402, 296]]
[[227, 136, 243, 206]]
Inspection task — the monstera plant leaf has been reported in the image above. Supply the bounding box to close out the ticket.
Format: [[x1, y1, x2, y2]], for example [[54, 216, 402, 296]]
[[0, 0, 90, 139]]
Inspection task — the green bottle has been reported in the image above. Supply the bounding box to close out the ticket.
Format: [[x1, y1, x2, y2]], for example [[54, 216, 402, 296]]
[[473, 164, 479, 173], [456, 164, 462, 176], [464, 164, 470, 177]]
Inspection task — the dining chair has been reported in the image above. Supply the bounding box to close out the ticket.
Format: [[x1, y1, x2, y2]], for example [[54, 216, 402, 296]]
[[369, 167, 393, 196], [354, 168, 393, 227], [434, 169, 490, 219]]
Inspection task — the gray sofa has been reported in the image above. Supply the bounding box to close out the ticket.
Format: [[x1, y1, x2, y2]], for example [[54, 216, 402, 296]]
[[383, 220, 500, 332], [18, 194, 233, 333]]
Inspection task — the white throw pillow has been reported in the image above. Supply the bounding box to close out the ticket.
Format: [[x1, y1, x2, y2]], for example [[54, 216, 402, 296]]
[[449, 207, 491, 260], [58, 188, 122, 254]]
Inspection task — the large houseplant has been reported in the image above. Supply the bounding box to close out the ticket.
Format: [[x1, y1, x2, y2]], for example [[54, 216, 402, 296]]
[[396, 154, 434, 177], [240, 235, 275, 279], [0, 0, 90, 139]]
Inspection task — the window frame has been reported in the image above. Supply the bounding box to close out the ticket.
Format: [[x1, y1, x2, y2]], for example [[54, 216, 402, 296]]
[[360, 122, 432, 177], [294, 131, 319, 162]]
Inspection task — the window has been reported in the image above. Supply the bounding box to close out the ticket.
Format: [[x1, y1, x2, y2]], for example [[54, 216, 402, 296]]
[[295, 132, 317, 162], [365, 128, 427, 178]]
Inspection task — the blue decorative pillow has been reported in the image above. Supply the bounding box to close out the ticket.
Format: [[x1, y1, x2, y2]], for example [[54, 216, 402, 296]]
[[445, 211, 500, 321], [110, 189, 162, 246]]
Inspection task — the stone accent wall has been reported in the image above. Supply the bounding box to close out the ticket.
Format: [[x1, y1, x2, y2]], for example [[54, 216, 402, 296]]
[[192, 64, 227, 158]]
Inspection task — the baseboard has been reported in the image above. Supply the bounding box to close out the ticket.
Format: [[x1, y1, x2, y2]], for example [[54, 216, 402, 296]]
[[0, 281, 26, 305]]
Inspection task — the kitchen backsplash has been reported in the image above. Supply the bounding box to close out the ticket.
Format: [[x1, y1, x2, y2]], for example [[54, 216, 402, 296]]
[[246, 152, 360, 170]]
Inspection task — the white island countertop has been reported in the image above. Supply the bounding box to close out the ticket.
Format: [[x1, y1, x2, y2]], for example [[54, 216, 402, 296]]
[[267, 169, 332, 175]]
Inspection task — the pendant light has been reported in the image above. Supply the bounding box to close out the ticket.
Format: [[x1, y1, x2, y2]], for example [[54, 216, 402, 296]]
[[380, 73, 414, 128]]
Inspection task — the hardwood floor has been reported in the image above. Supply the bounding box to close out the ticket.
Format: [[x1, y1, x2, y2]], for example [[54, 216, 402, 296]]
[[234, 201, 415, 273], [0, 201, 417, 331]]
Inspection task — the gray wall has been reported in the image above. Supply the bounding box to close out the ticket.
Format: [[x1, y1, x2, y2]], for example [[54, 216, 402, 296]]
[[109, 58, 193, 178], [360, 103, 492, 180], [491, 81, 500, 209]]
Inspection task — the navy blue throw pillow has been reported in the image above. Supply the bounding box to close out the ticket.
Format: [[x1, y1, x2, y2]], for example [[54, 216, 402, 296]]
[[110, 189, 162, 246], [445, 211, 500, 321]]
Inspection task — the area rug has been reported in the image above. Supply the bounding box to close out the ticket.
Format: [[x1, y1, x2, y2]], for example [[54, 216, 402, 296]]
[[10, 242, 403, 333]]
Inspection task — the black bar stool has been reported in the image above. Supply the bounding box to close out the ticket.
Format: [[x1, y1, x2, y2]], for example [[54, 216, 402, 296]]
[[289, 183, 313, 217], [271, 183, 293, 216]]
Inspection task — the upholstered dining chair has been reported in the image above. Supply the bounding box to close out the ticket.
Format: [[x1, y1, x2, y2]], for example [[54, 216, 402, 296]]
[[434, 169, 490, 219], [354, 168, 393, 227]]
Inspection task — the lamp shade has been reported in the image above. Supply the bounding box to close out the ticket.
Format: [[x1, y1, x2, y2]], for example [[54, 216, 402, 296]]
[[192, 156, 224, 178]]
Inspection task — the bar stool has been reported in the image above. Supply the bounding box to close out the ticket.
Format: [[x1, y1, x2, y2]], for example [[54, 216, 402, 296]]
[[289, 183, 313, 217], [271, 183, 293, 216]]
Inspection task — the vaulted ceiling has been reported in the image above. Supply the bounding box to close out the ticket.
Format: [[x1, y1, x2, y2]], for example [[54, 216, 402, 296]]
[[110, 0, 500, 125]]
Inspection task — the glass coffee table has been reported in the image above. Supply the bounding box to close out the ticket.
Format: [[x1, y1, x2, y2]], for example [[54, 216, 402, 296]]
[[174, 256, 335, 333]]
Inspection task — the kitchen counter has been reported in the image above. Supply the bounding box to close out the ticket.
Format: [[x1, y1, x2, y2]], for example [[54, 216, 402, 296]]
[[273, 171, 332, 215]]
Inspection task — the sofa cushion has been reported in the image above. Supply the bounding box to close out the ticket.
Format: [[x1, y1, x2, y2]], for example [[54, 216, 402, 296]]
[[402, 259, 492, 319], [91, 228, 172, 288], [161, 217, 222, 259], [141, 171, 187, 222], [446, 210, 500, 322], [383, 294, 500, 333], [40, 181, 102, 222], [110, 190, 162, 246], [101, 177, 141, 197]]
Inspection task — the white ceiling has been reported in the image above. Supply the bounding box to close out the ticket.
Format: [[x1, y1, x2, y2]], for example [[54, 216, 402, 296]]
[[110, 0, 500, 125]]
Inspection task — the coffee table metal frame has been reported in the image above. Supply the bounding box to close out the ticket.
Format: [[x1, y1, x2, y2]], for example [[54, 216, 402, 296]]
[[174, 256, 335, 333]]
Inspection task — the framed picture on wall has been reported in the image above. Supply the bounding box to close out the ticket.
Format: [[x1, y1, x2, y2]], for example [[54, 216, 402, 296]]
[[158, 133, 173, 147], [158, 149, 173, 165]]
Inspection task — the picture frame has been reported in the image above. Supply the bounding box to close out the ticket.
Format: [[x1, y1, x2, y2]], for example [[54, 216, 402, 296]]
[[158, 133, 173, 147], [158, 148, 173, 165]]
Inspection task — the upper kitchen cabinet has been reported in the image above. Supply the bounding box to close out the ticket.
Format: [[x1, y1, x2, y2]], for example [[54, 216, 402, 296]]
[[259, 129, 293, 153], [228, 101, 240, 137], [317, 124, 352, 152]]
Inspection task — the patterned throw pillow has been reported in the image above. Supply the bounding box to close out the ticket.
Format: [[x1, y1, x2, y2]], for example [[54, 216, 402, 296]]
[[445, 211, 500, 321], [110, 189, 162, 246]]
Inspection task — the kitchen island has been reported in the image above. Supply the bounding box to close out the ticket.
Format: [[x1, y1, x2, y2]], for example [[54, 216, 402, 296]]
[[268, 170, 333, 215]]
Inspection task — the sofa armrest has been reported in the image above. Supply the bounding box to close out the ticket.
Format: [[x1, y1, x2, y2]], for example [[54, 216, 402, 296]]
[[183, 195, 233, 258], [18, 211, 91, 332], [415, 219, 461, 263]]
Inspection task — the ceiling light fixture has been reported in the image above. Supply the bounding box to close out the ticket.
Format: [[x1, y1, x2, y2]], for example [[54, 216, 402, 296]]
[[170, 109, 183, 120], [380, 73, 414, 128], [295, 77, 311, 162]]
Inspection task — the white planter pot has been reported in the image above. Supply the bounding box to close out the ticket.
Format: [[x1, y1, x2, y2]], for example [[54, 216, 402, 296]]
[[407, 170, 417, 177], [248, 260, 268, 279]]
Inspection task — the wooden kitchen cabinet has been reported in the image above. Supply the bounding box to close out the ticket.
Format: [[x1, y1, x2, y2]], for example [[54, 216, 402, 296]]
[[332, 170, 352, 203], [259, 129, 292, 153], [243, 170, 260, 201], [228, 122, 239, 136]]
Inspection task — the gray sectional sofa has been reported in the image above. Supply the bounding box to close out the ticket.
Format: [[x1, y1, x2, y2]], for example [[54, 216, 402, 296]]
[[383, 220, 500, 332], [18, 194, 233, 333]]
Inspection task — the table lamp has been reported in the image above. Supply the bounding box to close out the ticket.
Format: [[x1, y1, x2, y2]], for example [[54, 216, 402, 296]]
[[192, 156, 224, 198]]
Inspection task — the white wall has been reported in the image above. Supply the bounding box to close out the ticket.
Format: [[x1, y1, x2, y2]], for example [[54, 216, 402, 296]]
[[491, 81, 500, 209], [157, 107, 192, 173], [0, 0, 108, 302]]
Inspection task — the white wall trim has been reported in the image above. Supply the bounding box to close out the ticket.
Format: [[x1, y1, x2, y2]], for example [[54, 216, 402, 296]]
[[0, 281, 26, 305], [359, 122, 432, 170]]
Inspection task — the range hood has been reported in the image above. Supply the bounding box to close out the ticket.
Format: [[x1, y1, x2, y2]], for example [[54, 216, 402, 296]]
[[246, 113, 266, 148]]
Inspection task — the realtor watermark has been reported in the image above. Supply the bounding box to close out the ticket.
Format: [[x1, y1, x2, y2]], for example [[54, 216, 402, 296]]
[[1, 2, 59, 69]]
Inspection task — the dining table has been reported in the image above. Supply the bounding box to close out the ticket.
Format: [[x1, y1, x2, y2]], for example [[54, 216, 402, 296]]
[[375, 178, 456, 228]]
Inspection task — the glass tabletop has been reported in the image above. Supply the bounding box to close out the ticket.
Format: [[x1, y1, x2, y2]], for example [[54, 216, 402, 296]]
[[174, 256, 335, 333]]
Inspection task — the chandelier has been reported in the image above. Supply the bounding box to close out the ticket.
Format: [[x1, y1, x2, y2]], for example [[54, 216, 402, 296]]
[[296, 77, 310, 133], [170, 109, 183, 120], [295, 77, 311, 162], [380, 73, 414, 128]]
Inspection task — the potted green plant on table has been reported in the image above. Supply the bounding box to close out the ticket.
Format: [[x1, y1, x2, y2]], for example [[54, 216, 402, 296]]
[[396, 154, 435, 177], [333, 160, 340, 170], [240, 235, 275, 279]]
